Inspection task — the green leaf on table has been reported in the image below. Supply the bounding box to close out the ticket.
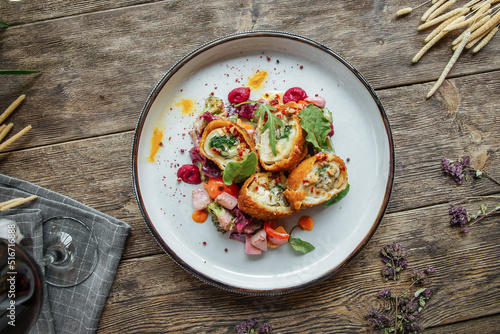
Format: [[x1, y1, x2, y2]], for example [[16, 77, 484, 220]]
[[0, 21, 9, 28], [0, 70, 39, 75], [222, 152, 257, 185], [495, 203, 500, 211], [414, 288, 427, 298], [322, 184, 350, 208], [288, 237, 315, 254], [299, 104, 332, 152]]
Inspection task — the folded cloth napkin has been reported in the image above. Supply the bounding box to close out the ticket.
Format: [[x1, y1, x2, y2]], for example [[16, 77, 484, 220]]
[[0, 173, 131, 334]]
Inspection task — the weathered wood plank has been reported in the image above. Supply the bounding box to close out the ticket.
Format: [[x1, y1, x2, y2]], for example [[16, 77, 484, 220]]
[[0, 71, 498, 259], [0, 0, 161, 25], [425, 314, 500, 333], [0, 0, 498, 150], [97, 200, 500, 333]]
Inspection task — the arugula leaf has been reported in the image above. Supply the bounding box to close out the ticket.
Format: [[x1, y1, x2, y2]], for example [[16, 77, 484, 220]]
[[222, 152, 257, 185], [299, 104, 332, 152], [236, 101, 282, 156], [288, 237, 315, 254], [322, 184, 350, 208]]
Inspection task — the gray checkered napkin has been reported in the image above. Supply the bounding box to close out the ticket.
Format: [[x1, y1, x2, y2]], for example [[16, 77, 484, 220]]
[[0, 174, 131, 333]]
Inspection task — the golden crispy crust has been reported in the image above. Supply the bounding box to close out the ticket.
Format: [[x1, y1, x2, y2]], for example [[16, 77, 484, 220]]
[[199, 119, 259, 171], [238, 172, 295, 220], [260, 115, 308, 172], [284, 153, 348, 210]]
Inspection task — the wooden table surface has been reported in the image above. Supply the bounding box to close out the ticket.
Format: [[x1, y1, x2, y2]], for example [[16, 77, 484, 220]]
[[1, 1, 499, 333]]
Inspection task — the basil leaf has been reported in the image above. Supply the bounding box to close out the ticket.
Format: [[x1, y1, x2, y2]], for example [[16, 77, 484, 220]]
[[322, 184, 350, 208], [289, 237, 315, 254], [222, 152, 257, 185], [299, 104, 332, 152]]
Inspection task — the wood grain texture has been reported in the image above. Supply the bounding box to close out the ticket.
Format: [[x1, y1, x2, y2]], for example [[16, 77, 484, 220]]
[[1, 1, 499, 332], [97, 201, 500, 333], [0, 0, 498, 151], [0, 71, 498, 260]]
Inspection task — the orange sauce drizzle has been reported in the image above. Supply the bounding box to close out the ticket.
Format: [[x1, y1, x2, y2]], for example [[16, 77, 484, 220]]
[[147, 127, 163, 162]]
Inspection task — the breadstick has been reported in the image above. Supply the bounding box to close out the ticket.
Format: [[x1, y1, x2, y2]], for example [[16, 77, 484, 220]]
[[0, 198, 24, 208], [444, 3, 491, 31], [472, 25, 499, 52], [452, 15, 490, 45], [0, 95, 25, 125], [0, 125, 31, 152], [396, 8, 413, 16], [0, 195, 37, 211], [426, 15, 464, 42], [418, 8, 470, 30], [0, 123, 13, 142], [465, 0, 483, 7], [413, 30, 449, 63], [422, 0, 447, 21], [472, 0, 493, 10], [428, 0, 457, 21], [468, 10, 500, 40], [427, 31, 471, 98]]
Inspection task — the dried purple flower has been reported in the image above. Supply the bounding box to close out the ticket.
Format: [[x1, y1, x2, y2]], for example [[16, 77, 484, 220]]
[[410, 267, 434, 284], [380, 243, 408, 281], [236, 318, 258, 334], [442, 156, 471, 185], [236, 318, 272, 334], [377, 289, 394, 300], [257, 323, 273, 333], [449, 205, 469, 233], [366, 307, 392, 330]]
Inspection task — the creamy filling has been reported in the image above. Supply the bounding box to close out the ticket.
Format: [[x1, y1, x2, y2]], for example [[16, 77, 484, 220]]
[[203, 128, 241, 168], [256, 118, 297, 164]]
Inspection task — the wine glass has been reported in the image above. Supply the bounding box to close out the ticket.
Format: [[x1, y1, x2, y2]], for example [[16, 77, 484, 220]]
[[41, 217, 99, 287], [0, 238, 45, 334]]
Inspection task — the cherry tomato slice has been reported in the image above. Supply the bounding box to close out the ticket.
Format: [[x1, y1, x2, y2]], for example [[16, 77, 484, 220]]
[[264, 221, 289, 245], [206, 177, 239, 199]]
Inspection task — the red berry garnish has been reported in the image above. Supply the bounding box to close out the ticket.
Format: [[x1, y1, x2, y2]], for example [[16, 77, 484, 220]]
[[228, 87, 251, 104], [177, 164, 201, 184], [283, 87, 307, 103]]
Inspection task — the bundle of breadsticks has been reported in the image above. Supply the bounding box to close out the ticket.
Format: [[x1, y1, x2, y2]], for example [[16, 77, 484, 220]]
[[0, 95, 37, 211], [396, 0, 500, 98]]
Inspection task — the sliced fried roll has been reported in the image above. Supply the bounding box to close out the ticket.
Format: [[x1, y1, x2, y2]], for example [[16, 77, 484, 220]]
[[238, 172, 294, 220], [199, 119, 258, 171], [284, 153, 348, 210], [254, 92, 307, 172]]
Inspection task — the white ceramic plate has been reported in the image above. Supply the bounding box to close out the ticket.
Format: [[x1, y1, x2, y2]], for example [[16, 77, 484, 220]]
[[132, 31, 394, 294]]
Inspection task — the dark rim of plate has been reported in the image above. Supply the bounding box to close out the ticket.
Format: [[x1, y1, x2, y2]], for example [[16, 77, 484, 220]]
[[131, 30, 395, 295]]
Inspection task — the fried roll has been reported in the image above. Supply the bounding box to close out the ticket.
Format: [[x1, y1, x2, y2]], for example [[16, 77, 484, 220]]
[[254, 92, 307, 171], [238, 172, 294, 220], [284, 153, 348, 210], [199, 119, 258, 171]]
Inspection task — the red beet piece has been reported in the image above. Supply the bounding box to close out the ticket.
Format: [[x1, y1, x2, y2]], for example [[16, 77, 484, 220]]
[[177, 164, 202, 184], [228, 87, 251, 104], [283, 87, 307, 103]]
